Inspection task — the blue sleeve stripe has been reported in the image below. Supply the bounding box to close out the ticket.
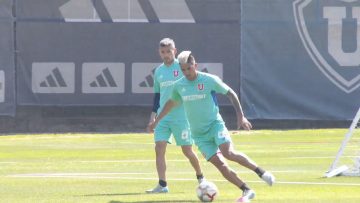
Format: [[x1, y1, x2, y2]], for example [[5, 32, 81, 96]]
[[211, 91, 218, 106], [152, 93, 160, 113]]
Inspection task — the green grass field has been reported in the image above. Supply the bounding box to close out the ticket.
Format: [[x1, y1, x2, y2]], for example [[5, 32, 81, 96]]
[[1, 129, 360, 203]]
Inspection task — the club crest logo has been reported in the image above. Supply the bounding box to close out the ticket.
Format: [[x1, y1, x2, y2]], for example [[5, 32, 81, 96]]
[[173, 70, 179, 77], [198, 83, 204, 90], [293, 0, 360, 93]]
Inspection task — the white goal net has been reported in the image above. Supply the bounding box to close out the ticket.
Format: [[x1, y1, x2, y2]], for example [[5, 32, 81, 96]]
[[325, 108, 360, 178]]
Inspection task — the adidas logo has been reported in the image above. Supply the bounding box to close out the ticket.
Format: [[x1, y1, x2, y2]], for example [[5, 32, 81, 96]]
[[32, 63, 75, 93], [60, 0, 195, 23], [39, 67, 67, 87], [139, 68, 156, 88], [89, 68, 117, 87], [82, 63, 125, 93], [198, 63, 224, 80], [30, 63, 223, 94], [201, 68, 209, 73], [132, 63, 160, 93]]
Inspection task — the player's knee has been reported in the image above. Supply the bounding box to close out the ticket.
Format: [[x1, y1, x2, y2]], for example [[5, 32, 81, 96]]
[[182, 147, 194, 157], [217, 163, 231, 174], [155, 143, 166, 154], [211, 157, 229, 170], [222, 150, 234, 160]]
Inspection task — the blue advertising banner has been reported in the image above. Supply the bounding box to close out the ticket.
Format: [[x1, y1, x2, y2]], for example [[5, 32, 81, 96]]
[[0, 0, 15, 116], [16, 0, 240, 105], [241, 0, 360, 120]]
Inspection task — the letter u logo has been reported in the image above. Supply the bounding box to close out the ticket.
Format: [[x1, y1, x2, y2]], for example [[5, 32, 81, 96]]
[[173, 70, 179, 77], [198, 84, 204, 90], [294, 0, 360, 93], [324, 7, 360, 66]]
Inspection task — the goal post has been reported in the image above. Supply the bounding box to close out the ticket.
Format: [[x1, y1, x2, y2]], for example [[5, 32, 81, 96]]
[[325, 107, 360, 178]]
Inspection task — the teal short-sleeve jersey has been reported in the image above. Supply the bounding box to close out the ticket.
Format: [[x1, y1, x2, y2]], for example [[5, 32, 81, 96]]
[[171, 71, 230, 135], [153, 59, 186, 121]]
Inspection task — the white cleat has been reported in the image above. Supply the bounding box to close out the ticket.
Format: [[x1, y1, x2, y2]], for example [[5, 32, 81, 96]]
[[145, 184, 169, 194], [261, 171, 275, 186], [236, 189, 255, 202]]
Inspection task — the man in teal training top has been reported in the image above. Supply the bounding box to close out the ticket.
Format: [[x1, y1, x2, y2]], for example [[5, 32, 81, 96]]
[[146, 39, 204, 194], [148, 50, 275, 202]]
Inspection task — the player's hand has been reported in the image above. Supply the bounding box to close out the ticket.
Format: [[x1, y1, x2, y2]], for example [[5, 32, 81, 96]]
[[237, 117, 252, 130], [146, 121, 156, 133]]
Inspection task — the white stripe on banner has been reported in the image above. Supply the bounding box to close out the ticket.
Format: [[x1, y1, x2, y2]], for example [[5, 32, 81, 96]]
[[60, 0, 195, 23], [149, 0, 195, 23]]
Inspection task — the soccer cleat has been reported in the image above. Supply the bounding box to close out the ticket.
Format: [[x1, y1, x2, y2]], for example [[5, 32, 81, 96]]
[[145, 184, 169, 194], [261, 171, 275, 186], [236, 189, 255, 202]]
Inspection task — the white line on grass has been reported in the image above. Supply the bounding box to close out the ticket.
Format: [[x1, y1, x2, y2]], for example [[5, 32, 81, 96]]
[[2, 157, 352, 163], [6, 174, 360, 186], [6, 170, 318, 177], [2, 157, 355, 165], [77, 160, 186, 163], [0, 160, 188, 164], [117, 142, 154, 145], [281, 156, 357, 159]]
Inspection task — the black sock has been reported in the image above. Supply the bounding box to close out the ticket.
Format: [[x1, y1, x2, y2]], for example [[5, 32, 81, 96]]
[[240, 183, 250, 192], [196, 174, 204, 180], [254, 167, 265, 177], [159, 179, 167, 187]]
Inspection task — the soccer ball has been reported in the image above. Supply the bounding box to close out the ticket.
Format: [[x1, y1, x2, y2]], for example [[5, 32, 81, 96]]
[[196, 181, 218, 202]]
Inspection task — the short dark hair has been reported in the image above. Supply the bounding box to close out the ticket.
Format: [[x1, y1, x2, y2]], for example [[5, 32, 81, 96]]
[[187, 54, 195, 64]]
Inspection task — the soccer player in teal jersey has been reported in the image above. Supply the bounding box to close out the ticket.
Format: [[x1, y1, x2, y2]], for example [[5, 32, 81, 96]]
[[148, 51, 275, 202], [145, 39, 204, 193]]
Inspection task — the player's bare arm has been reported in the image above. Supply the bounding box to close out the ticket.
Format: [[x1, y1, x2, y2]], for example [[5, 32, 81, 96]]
[[146, 112, 157, 133], [226, 88, 252, 130], [148, 99, 178, 132]]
